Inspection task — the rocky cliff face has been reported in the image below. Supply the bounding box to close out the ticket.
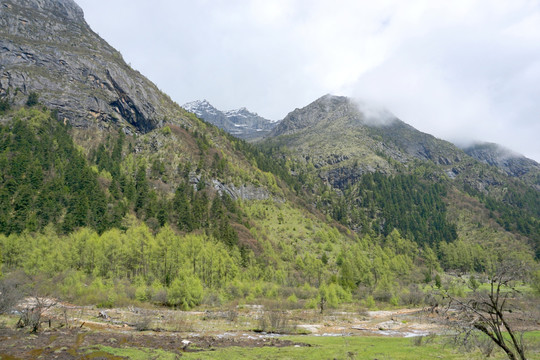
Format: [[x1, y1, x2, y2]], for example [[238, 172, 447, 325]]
[[183, 99, 277, 141], [0, 0, 183, 132]]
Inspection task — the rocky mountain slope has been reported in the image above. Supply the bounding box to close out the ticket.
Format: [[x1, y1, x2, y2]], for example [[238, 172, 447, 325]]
[[0, 0, 289, 200], [265, 94, 540, 192], [0, 0, 185, 132], [462, 142, 540, 186], [266, 95, 470, 187], [183, 99, 277, 141], [0, 0, 299, 223], [263, 94, 540, 254]]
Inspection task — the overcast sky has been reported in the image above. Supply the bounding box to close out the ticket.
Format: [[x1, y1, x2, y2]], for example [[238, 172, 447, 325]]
[[76, 0, 540, 161]]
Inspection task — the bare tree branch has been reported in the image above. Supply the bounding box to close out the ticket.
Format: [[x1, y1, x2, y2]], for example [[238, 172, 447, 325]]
[[435, 259, 531, 360]]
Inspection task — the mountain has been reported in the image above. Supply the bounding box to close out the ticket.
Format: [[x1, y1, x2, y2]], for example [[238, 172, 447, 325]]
[[1, 0, 379, 307], [0, 0, 538, 320], [267, 94, 539, 193], [263, 94, 540, 253], [0, 0, 298, 236], [462, 142, 540, 185], [0, 0, 185, 132], [183, 99, 277, 141], [267, 95, 471, 188]]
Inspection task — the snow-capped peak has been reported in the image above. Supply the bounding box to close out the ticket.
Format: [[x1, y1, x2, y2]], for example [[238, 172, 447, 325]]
[[182, 99, 219, 116], [225, 107, 258, 119]]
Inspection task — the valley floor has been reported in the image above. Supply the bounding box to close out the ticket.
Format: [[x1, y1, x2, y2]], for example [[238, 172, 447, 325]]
[[1, 300, 539, 359]]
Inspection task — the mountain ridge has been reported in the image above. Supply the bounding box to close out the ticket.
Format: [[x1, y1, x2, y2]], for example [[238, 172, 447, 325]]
[[266, 94, 540, 189], [183, 99, 277, 141], [261, 94, 540, 253], [0, 0, 188, 133], [462, 141, 540, 182]]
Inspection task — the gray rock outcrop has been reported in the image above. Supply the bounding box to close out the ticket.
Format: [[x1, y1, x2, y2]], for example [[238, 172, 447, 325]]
[[0, 0, 183, 132]]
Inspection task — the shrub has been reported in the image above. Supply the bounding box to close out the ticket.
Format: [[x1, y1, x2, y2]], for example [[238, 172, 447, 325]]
[[167, 275, 203, 309], [135, 285, 149, 302], [363, 295, 376, 309], [161, 126, 172, 135], [0, 97, 10, 113], [400, 284, 425, 306], [287, 294, 298, 304], [134, 313, 153, 331], [26, 92, 39, 107], [256, 310, 293, 334]]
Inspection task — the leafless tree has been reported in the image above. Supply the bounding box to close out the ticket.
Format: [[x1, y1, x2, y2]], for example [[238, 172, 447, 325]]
[[438, 259, 532, 360], [16, 297, 56, 333]]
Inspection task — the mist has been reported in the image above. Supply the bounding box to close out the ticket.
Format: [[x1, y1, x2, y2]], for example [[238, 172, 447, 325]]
[[351, 99, 397, 127]]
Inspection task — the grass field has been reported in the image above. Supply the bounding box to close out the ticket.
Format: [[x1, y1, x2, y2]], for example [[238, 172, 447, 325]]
[[82, 333, 540, 360]]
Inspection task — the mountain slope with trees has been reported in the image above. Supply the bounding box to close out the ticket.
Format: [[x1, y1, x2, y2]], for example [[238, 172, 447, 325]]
[[0, 0, 538, 323], [260, 94, 540, 258]]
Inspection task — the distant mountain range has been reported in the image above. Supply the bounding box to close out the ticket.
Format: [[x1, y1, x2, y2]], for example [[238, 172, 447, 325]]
[[182, 100, 277, 141], [188, 95, 540, 189]]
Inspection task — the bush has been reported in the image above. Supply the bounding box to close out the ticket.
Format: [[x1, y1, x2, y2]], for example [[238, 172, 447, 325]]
[[373, 289, 393, 303], [26, 92, 39, 107], [201, 291, 223, 307], [0, 97, 10, 113], [135, 285, 149, 302], [400, 284, 425, 306], [134, 313, 152, 331], [531, 269, 540, 295], [167, 275, 203, 309], [16, 297, 56, 333], [256, 310, 293, 334], [285, 290, 296, 300], [161, 126, 172, 135], [152, 289, 168, 305], [363, 295, 376, 309]]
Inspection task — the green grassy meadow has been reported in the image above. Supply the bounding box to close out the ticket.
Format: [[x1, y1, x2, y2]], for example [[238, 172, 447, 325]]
[[82, 333, 540, 360]]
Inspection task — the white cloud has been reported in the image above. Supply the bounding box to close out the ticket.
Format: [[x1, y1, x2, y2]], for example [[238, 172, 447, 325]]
[[76, 0, 540, 161]]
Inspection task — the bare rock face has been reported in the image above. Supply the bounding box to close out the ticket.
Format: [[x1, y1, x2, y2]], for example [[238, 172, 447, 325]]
[[211, 179, 271, 201], [0, 0, 181, 132]]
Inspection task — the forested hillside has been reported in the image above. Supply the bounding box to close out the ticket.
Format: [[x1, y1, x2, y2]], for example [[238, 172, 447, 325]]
[[0, 0, 539, 318], [0, 103, 537, 313]]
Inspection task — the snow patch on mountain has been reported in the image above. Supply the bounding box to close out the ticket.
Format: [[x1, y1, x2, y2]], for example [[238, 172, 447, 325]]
[[182, 100, 279, 141]]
